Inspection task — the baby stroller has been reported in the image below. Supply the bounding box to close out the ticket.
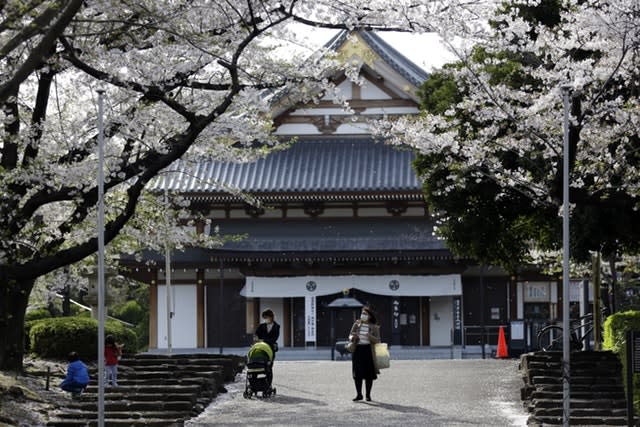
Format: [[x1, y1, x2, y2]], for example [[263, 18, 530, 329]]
[[243, 341, 276, 398]]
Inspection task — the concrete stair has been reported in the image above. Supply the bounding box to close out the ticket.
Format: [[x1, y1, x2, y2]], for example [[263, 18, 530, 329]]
[[520, 351, 631, 426], [47, 353, 245, 426]]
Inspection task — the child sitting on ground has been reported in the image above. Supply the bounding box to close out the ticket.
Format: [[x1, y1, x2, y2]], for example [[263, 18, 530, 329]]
[[60, 351, 90, 398]]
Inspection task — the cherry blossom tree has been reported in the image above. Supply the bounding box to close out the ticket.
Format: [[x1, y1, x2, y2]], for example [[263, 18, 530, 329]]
[[382, 1, 640, 277], [0, 0, 492, 370]]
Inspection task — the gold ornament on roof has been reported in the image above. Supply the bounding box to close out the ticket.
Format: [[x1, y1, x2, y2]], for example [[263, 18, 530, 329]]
[[335, 33, 379, 69]]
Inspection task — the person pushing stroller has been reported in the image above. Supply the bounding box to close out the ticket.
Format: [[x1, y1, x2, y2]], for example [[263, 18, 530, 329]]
[[254, 309, 280, 358], [244, 309, 280, 398]]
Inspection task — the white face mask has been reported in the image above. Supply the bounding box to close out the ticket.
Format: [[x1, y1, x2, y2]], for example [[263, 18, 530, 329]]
[[360, 314, 369, 322]]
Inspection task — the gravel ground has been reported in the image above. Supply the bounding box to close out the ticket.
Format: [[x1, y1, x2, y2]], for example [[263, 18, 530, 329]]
[[186, 359, 529, 427]]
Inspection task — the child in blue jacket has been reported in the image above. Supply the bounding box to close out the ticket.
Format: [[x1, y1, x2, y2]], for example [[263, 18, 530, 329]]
[[60, 352, 90, 397]]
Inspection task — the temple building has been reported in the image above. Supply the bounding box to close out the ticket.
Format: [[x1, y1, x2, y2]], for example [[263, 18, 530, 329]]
[[122, 31, 580, 354]]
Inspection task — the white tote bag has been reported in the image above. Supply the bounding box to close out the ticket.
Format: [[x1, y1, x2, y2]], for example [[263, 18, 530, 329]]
[[375, 343, 390, 369]]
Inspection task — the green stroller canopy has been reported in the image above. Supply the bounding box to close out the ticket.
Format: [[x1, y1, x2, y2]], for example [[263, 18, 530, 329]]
[[248, 341, 273, 361]]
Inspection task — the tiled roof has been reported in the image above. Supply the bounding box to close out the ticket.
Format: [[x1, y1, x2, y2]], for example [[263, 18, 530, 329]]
[[325, 31, 429, 87], [212, 218, 445, 252], [155, 137, 422, 195], [123, 218, 451, 264]]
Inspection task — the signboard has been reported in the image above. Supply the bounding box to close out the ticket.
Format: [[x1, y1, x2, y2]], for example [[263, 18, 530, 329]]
[[453, 297, 462, 345], [305, 296, 316, 343], [392, 299, 400, 330], [524, 282, 550, 302], [511, 321, 524, 340]]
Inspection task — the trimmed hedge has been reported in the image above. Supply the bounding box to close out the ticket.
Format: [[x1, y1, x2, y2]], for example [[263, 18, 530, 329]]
[[25, 308, 52, 322], [29, 316, 137, 361], [603, 310, 640, 413]]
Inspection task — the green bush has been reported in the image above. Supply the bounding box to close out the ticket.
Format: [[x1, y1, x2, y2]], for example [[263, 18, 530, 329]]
[[24, 308, 53, 351], [110, 300, 145, 325], [25, 307, 52, 322], [29, 316, 138, 360], [110, 300, 149, 350], [603, 310, 640, 413]]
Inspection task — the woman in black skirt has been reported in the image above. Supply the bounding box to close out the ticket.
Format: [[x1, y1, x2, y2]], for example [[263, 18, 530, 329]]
[[348, 306, 380, 401]]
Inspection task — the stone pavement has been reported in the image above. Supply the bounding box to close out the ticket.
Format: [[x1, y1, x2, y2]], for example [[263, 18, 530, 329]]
[[186, 359, 528, 427]]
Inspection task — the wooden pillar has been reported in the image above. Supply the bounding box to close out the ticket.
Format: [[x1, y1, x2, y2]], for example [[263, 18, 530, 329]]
[[510, 275, 518, 321], [283, 298, 291, 347]]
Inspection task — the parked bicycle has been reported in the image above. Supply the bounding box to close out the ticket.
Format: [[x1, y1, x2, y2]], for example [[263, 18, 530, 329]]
[[536, 312, 595, 352]]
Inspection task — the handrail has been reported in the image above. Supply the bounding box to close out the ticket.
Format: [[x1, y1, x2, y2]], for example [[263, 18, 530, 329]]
[[54, 293, 135, 327]]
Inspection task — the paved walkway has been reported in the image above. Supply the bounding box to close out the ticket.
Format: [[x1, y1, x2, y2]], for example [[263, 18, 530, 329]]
[[186, 359, 528, 427]]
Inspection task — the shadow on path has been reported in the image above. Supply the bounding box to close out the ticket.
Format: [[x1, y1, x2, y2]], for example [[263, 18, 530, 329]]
[[361, 400, 477, 425], [359, 400, 436, 415], [260, 393, 329, 406]]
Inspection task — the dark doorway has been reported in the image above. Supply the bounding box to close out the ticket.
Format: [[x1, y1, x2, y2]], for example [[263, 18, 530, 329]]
[[524, 302, 550, 350]]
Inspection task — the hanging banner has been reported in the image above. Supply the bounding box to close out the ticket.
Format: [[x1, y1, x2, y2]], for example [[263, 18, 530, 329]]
[[305, 296, 316, 343], [241, 274, 461, 297]]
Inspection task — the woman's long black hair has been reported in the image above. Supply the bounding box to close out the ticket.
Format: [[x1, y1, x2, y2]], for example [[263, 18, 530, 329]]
[[363, 306, 378, 325]]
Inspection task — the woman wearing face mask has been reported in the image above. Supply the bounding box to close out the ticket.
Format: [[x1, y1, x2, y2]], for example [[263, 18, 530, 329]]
[[348, 306, 380, 401], [255, 308, 280, 358]]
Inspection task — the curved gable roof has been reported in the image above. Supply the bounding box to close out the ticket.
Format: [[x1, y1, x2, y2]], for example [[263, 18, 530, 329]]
[[155, 137, 422, 196], [325, 31, 429, 87]]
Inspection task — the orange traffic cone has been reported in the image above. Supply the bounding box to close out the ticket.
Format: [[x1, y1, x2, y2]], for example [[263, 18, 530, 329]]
[[496, 325, 509, 359]]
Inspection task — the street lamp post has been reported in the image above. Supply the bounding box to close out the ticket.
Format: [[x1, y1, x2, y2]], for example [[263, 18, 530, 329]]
[[96, 90, 106, 427], [164, 187, 173, 354], [561, 83, 573, 427]]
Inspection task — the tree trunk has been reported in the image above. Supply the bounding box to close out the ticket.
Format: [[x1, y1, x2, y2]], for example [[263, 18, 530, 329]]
[[0, 278, 33, 372]]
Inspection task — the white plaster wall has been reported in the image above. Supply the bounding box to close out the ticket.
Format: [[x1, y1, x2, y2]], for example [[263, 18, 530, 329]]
[[334, 123, 370, 134], [363, 107, 420, 115], [322, 80, 352, 99], [157, 285, 197, 349], [274, 124, 321, 135], [430, 296, 453, 346], [289, 108, 351, 116], [360, 84, 392, 99]]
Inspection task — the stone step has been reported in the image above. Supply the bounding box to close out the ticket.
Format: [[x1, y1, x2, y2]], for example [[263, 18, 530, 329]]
[[84, 384, 203, 394], [527, 415, 629, 426], [63, 400, 194, 412], [94, 377, 211, 386], [76, 392, 198, 402], [54, 410, 188, 420], [531, 376, 622, 387], [522, 350, 619, 361], [530, 390, 626, 400], [531, 398, 627, 409], [120, 363, 237, 382], [532, 407, 627, 418], [525, 367, 622, 378], [125, 353, 242, 360], [122, 355, 243, 368], [527, 359, 620, 369], [47, 418, 184, 427], [48, 353, 245, 427], [521, 352, 621, 369], [113, 370, 223, 381]]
